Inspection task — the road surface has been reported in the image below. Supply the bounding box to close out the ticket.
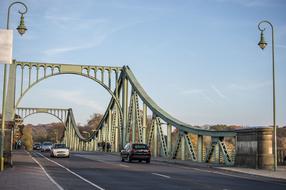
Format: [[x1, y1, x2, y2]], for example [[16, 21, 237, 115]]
[[31, 151, 286, 190]]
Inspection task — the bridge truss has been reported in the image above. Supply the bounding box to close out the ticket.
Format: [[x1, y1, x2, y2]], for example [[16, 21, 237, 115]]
[[4, 60, 236, 165]]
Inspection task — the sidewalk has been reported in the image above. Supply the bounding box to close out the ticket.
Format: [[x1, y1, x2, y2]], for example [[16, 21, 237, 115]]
[[218, 165, 286, 180], [0, 149, 59, 190], [152, 156, 286, 180]]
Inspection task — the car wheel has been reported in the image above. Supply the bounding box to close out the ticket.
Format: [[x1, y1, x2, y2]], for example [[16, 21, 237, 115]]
[[139, 160, 142, 163], [146, 159, 150, 164], [127, 155, 132, 163], [121, 157, 125, 162]]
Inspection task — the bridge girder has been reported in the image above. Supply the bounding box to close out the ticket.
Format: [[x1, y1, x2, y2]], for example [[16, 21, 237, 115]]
[[4, 60, 236, 165]]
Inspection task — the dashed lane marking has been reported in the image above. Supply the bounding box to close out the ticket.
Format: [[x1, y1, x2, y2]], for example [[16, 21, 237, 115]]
[[119, 164, 129, 168], [152, 173, 171, 179]]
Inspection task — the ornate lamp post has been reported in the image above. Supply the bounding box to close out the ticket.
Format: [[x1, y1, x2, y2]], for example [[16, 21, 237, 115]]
[[257, 20, 277, 171], [1, 1, 28, 172]]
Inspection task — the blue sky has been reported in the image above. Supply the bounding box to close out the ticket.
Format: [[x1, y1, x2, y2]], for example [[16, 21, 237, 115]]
[[0, 0, 286, 126]]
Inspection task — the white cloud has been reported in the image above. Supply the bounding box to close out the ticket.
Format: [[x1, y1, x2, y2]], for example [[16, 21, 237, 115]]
[[216, 0, 276, 7], [277, 44, 286, 49], [180, 89, 215, 103], [180, 89, 204, 95], [229, 81, 271, 91], [42, 34, 106, 56], [46, 89, 104, 113], [211, 85, 227, 99], [43, 43, 95, 56]]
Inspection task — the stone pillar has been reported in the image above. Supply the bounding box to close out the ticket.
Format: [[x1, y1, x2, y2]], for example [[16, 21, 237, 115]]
[[257, 128, 273, 169], [235, 127, 273, 169]]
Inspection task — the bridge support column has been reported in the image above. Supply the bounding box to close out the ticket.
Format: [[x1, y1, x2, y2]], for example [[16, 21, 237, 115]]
[[142, 104, 147, 144], [70, 127, 74, 150], [76, 138, 79, 151], [211, 137, 220, 164], [167, 124, 172, 158], [132, 95, 136, 143], [181, 134, 186, 160], [153, 118, 158, 158], [197, 135, 203, 162], [115, 127, 119, 152], [108, 110, 112, 143], [93, 139, 97, 151], [122, 77, 128, 148]]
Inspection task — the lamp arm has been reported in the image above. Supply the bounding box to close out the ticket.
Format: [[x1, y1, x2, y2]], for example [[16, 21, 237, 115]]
[[7, 1, 28, 29]]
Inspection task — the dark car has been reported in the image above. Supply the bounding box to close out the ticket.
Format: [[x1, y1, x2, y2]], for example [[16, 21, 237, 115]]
[[33, 142, 41, 150], [120, 143, 151, 163], [41, 141, 53, 152]]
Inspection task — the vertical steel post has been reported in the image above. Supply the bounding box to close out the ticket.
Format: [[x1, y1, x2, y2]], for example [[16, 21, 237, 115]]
[[153, 118, 158, 157], [98, 129, 101, 143], [142, 103, 147, 144], [0, 64, 7, 171], [115, 107, 119, 152], [108, 110, 112, 143], [197, 135, 203, 162], [122, 77, 128, 147], [181, 134, 185, 161], [132, 95, 136, 143], [167, 124, 172, 158]]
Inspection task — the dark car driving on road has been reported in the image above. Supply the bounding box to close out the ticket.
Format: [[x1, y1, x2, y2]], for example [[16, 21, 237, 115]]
[[33, 142, 41, 150], [120, 143, 151, 163]]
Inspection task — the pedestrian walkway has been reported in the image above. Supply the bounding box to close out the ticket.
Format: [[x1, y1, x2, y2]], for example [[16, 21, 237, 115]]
[[218, 166, 286, 180], [152, 156, 286, 180], [0, 149, 60, 190]]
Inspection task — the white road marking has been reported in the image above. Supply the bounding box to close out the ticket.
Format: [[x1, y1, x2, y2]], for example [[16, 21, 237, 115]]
[[191, 167, 246, 178], [27, 151, 64, 190], [36, 152, 105, 190], [119, 164, 129, 168], [152, 173, 171, 179]]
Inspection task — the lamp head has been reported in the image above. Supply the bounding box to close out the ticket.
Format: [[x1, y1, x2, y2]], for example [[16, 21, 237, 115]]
[[16, 14, 27, 35], [258, 31, 267, 50]]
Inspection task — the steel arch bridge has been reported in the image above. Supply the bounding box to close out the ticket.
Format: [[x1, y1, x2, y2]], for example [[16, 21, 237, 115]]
[[5, 60, 236, 165]]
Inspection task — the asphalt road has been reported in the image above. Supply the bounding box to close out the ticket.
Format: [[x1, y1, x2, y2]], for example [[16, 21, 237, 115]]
[[31, 151, 286, 190]]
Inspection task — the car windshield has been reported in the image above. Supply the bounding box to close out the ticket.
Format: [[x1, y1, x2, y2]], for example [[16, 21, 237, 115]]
[[54, 144, 66, 148], [43, 142, 52, 146], [132, 144, 148, 150]]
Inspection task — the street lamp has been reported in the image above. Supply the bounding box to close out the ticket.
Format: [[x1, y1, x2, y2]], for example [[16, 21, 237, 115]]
[[257, 20, 277, 171], [1, 1, 28, 172]]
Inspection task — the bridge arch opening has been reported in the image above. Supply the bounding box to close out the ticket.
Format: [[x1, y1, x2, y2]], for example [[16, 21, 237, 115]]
[[19, 113, 65, 144], [16, 73, 117, 130]]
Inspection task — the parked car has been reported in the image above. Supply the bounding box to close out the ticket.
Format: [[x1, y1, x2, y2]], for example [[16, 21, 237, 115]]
[[50, 143, 70, 158], [120, 143, 151, 163], [41, 142, 53, 152], [33, 142, 41, 150]]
